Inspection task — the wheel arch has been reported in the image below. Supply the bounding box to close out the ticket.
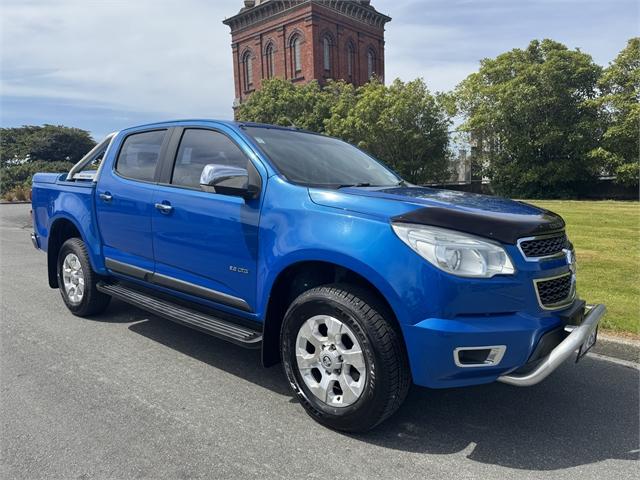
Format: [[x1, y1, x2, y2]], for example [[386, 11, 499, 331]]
[[46, 216, 87, 288], [261, 258, 406, 367]]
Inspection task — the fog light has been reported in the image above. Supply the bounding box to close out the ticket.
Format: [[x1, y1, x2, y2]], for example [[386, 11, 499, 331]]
[[454, 346, 506, 368]]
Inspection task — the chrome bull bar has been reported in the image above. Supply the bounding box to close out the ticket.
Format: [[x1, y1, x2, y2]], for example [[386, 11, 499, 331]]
[[498, 304, 606, 387]]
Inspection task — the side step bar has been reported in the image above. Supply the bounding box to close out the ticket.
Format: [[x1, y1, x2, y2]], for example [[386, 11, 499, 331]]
[[97, 282, 262, 348]]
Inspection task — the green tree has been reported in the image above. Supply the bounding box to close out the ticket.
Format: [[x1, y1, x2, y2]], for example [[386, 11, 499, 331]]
[[0, 160, 75, 195], [0, 125, 95, 167], [325, 78, 451, 183], [236, 78, 354, 133], [454, 39, 603, 198], [590, 38, 640, 188]]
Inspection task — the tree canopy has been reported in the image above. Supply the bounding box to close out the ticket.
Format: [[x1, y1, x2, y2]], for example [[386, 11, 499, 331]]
[[454, 39, 604, 198], [0, 125, 95, 167], [325, 79, 451, 183], [590, 37, 639, 188], [235, 78, 350, 133]]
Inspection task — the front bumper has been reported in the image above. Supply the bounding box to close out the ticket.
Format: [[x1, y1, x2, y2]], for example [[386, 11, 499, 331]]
[[497, 304, 605, 386], [403, 302, 606, 388]]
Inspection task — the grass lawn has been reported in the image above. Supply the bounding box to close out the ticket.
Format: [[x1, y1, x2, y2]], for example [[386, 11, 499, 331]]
[[528, 200, 639, 336]]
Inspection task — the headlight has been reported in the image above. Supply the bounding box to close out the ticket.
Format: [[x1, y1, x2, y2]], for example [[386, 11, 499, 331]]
[[391, 223, 515, 278]]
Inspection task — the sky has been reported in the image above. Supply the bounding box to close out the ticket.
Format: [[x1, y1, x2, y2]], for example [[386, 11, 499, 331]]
[[1, 0, 638, 139]]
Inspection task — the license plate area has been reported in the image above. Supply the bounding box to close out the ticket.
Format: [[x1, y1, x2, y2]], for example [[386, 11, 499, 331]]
[[576, 325, 598, 362]]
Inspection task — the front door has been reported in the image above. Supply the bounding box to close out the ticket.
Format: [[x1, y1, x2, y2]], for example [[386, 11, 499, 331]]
[[95, 128, 168, 275], [151, 127, 262, 312]]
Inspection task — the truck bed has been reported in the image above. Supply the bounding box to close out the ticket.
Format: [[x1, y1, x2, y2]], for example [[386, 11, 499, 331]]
[[31, 172, 97, 255]]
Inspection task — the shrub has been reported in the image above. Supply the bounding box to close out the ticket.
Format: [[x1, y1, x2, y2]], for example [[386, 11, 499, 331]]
[[0, 161, 74, 195]]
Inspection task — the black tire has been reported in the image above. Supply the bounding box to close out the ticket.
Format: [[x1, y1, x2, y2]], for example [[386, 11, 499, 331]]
[[281, 284, 411, 432], [57, 238, 111, 316]]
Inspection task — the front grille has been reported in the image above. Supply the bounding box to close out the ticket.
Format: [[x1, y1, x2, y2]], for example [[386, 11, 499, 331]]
[[519, 233, 568, 258], [535, 273, 574, 309]]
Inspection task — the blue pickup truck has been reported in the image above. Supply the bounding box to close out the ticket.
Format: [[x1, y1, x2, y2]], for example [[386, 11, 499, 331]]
[[31, 119, 605, 431]]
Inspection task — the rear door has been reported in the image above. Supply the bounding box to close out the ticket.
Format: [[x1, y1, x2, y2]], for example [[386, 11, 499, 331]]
[[150, 126, 262, 313], [95, 128, 170, 277]]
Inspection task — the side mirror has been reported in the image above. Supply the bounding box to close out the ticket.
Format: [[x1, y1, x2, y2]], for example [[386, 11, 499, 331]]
[[199, 164, 260, 199]]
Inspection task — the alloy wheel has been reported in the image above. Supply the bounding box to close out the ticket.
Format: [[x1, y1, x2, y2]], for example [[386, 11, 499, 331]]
[[62, 253, 85, 304], [295, 315, 367, 407]]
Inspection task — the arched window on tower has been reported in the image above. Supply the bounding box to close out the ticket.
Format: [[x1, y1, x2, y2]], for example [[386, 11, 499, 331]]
[[265, 43, 275, 79], [323, 36, 331, 72], [367, 48, 376, 79], [346, 42, 355, 80], [291, 35, 302, 75], [242, 50, 253, 91]]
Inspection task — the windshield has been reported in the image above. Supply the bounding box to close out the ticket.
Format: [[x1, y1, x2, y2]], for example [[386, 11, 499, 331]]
[[243, 126, 401, 188]]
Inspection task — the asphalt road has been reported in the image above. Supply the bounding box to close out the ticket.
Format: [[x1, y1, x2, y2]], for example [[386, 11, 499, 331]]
[[1, 203, 638, 480]]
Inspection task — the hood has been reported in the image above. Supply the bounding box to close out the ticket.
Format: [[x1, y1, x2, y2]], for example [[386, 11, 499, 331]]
[[308, 186, 565, 245]]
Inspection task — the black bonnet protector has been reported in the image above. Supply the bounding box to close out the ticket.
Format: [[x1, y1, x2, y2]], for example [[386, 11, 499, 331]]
[[391, 206, 565, 245]]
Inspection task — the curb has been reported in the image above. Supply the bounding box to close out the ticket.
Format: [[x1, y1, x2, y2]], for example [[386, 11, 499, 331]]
[[592, 333, 640, 364]]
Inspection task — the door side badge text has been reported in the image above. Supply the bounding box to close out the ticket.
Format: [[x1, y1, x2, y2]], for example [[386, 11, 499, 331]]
[[229, 266, 249, 274]]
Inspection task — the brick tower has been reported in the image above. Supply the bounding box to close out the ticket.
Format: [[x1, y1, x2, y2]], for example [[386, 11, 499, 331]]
[[223, 0, 391, 108]]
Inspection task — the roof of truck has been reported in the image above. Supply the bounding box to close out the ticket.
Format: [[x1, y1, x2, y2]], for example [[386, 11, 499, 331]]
[[122, 119, 317, 135], [126, 119, 301, 129]]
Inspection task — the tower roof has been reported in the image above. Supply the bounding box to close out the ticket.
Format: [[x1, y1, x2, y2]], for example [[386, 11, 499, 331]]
[[223, 0, 391, 31]]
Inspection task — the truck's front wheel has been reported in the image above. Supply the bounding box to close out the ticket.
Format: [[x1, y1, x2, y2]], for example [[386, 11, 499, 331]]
[[57, 238, 110, 316], [281, 284, 410, 432]]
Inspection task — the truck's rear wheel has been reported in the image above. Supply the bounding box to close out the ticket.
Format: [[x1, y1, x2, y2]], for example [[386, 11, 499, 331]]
[[281, 284, 410, 432], [57, 238, 110, 316]]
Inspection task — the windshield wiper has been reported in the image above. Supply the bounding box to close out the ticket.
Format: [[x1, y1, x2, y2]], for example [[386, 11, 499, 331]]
[[337, 183, 371, 189]]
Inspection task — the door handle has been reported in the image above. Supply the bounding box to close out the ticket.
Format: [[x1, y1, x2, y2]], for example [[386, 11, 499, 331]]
[[155, 202, 173, 214], [99, 192, 113, 202]]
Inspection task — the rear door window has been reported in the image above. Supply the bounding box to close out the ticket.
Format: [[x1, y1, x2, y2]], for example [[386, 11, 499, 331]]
[[115, 130, 166, 182]]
